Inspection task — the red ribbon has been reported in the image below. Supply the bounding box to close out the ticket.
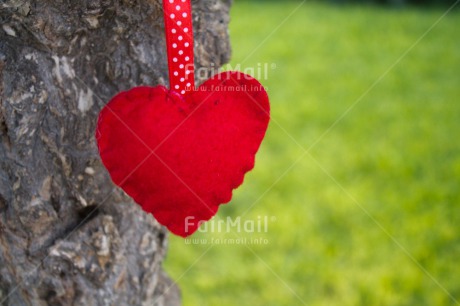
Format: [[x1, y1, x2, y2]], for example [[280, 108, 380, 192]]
[[163, 0, 195, 95]]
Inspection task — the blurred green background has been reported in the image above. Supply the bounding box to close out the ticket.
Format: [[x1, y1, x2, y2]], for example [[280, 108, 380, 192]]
[[165, 1, 460, 305]]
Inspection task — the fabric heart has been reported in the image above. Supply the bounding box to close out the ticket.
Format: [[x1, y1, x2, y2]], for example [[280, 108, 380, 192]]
[[96, 71, 270, 237]]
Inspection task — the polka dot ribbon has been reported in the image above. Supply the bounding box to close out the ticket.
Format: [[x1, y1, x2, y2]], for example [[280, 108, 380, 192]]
[[163, 0, 195, 95]]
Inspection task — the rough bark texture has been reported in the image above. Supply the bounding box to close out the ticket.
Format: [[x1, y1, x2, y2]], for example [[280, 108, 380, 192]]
[[0, 0, 231, 305]]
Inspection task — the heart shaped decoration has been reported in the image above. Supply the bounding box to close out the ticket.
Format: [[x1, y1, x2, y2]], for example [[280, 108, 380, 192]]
[[96, 71, 269, 236]]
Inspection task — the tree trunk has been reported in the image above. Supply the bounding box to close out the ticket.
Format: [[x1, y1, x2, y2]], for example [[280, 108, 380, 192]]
[[0, 0, 231, 305]]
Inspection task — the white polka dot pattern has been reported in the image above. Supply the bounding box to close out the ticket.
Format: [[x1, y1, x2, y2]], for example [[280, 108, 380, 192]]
[[163, 0, 195, 95]]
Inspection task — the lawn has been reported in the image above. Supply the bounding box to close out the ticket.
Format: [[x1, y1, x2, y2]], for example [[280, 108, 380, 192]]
[[164, 2, 460, 305]]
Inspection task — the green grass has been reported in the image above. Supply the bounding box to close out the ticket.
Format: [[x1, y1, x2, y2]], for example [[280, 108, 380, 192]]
[[164, 2, 460, 305]]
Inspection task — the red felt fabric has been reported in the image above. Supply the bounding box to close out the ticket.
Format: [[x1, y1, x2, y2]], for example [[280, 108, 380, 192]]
[[96, 71, 270, 237]]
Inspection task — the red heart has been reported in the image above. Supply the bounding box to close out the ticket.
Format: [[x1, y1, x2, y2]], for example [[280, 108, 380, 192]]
[[96, 71, 270, 237]]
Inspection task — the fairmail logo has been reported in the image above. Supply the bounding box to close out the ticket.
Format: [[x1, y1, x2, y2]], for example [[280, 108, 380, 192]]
[[187, 62, 277, 81], [185, 215, 276, 233]]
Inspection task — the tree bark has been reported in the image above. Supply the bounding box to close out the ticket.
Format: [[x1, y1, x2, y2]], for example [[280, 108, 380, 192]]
[[0, 0, 231, 305]]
